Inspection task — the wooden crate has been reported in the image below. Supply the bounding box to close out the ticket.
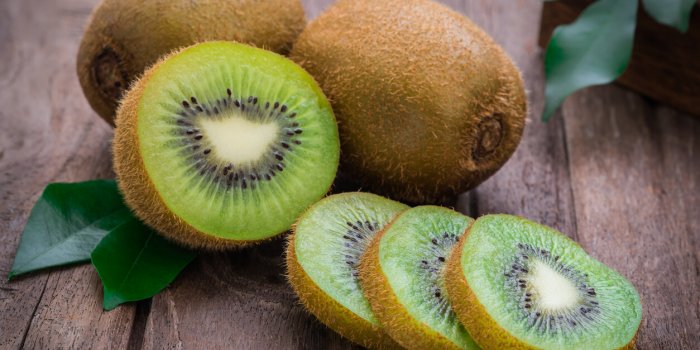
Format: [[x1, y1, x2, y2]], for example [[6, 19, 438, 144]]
[[539, 0, 700, 117]]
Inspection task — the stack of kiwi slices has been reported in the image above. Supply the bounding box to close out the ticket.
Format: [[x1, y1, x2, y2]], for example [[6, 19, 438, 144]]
[[287, 196, 642, 350]]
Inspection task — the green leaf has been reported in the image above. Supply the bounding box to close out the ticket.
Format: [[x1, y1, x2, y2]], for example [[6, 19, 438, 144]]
[[542, 0, 638, 121], [642, 0, 696, 32], [91, 219, 197, 310], [9, 180, 133, 280]]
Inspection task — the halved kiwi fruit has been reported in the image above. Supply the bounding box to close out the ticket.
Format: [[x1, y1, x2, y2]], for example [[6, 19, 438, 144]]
[[359, 206, 479, 349], [286, 192, 409, 349], [445, 215, 642, 349], [291, 0, 527, 204], [77, 0, 306, 124], [113, 41, 340, 250]]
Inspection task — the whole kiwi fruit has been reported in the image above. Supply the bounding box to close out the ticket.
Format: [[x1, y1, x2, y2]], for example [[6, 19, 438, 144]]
[[77, 0, 306, 125], [113, 42, 339, 250], [291, 0, 527, 204]]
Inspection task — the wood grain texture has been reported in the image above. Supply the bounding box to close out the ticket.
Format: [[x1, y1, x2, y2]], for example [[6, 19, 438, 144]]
[[0, 0, 697, 349], [562, 86, 700, 349], [539, 0, 700, 118], [0, 0, 135, 349]]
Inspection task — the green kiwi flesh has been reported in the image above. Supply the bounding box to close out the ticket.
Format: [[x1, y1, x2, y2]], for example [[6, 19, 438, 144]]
[[449, 215, 641, 349], [287, 192, 408, 349], [361, 206, 479, 349], [114, 42, 339, 248]]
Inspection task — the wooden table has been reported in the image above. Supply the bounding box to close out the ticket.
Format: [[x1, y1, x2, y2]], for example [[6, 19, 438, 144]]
[[1, 0, 697, 349]]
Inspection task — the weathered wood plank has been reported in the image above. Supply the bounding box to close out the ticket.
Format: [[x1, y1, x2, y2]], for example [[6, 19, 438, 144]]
[[0, 0, 136, 349], [142, 241, 360, 350], [562, 86, 700, 349], [22, 266, 135, 349]]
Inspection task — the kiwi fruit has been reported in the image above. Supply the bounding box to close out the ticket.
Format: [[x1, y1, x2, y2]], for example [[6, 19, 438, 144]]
[[291, 0, 527, 204], [77, 0, 306, 125], [286, 192, 409, 349], [113, 41, 339, 250], [359, 206, 480, 350], [445, 215, 642, 350]]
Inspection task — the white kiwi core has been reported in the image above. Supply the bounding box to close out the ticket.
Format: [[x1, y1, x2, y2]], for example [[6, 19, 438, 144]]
[[200, 114, 280, 164], [529, 260, 580, 311]]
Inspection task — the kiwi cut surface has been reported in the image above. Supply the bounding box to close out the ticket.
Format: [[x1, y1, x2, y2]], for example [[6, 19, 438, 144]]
[[113, 42, 339, 250], [291, 0, 526, 204], [286, 192, 409, 349], [77, 0, 306, 124], [359, 206, 479, 350], [445, 215, 642, 350]]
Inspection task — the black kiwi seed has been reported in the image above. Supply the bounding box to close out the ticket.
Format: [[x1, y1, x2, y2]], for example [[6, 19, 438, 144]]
[[505, 243, 601, 334], [173, 89, 303, 190], [342, 220, 381, 281], [418, 231, 461, 317]]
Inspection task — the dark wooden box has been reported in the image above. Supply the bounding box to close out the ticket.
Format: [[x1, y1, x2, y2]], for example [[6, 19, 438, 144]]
[[539, 0, 700, 117]]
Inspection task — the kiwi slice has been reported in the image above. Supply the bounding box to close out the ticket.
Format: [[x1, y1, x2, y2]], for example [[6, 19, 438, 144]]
[[359, 206, 480, 350], [291, 0, 526, 204], [286, 192, 408, 349], [445, 215, 642, 349], [113, 42, 340, 250], [77, 0, 306, 124]]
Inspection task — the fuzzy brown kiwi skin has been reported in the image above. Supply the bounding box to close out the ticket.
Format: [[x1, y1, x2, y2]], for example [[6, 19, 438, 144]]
[[113, 47, 258, 251], [285, 230, 402, 350], [78, 0, 306, 125], [444, 217, 639, 350], [357, 218, 464, 350], [291, 0, 527, 205]]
